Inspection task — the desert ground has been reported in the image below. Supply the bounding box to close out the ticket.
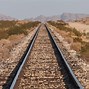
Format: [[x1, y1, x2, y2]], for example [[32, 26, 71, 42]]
[[69, 22, 89, 33]]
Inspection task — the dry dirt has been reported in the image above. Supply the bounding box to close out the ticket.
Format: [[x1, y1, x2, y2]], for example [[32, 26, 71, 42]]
[[69, 22, 89, 33]]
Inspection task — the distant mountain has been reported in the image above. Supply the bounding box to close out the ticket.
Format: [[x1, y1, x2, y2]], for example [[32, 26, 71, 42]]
[[0, 13, 89, 22], [34, 15, 47, 22], [0, 13, 16, 20], [60, 13, 89, 21], [25, 13, 89, 22], [27, 15, 60, 22]]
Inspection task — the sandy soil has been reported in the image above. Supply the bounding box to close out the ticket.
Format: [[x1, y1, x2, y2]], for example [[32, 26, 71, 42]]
[[69, 22, 89, 33]]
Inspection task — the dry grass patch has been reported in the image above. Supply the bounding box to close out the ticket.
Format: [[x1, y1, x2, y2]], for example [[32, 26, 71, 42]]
[[71, 42, 81, 52], [65, 37, 73, 44], [0, 21, 40, 40]]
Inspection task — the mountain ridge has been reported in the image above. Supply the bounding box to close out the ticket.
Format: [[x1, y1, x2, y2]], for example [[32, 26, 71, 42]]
[[0, 13, 16, 20], [0, 13, 89, 21], [26, 13, 89, 22], [61, 13, 89, 21]]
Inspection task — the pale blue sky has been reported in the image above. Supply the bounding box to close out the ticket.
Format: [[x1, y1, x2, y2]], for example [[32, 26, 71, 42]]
[[0, 0, 89, 19]]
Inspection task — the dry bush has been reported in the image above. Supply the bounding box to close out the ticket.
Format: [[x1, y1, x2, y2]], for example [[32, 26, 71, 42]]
[[48, 21, 82, 37], [73, 37, 82, 43], [0, 30, 9, 40], [65, 37, 73, 44], [0, 21, 40, 40], [71, 42, 81, 52]]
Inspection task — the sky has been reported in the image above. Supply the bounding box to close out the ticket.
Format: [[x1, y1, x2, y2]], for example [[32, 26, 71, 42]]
[[0, 0, 89, 19]]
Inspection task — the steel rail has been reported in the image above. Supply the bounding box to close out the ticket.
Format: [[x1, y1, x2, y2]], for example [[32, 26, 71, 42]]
[[9, 25, 40, 89], [45, 24, 84, 89]]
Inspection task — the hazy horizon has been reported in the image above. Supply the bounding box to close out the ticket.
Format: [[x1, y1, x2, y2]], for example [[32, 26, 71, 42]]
[[0, 0, 89, 19]]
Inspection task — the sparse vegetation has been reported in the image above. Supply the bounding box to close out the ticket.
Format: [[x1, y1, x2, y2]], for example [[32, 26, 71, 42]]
[[0, 20, 17, 29], [48, 21, 89, 61], [72, 28, 82, 36], [81, 42, 89, 61], [7, 26, 28, 35], [0, 30, 8, 39], [73, 37, 82, 42], [19, 21, 40, 30], [71, 42, 81, 52], [86, 32, 89, 39], [0, 20, 40, 40], [81, 42, 89, 53], [47, 21, 68, 31], [48, 21, 82, 37]]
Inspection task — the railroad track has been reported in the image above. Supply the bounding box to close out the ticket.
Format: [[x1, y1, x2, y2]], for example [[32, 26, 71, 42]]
[[3, 24, 83, 89]]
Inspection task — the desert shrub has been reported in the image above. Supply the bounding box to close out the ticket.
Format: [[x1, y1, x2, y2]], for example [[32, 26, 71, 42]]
[[7, 21, 40, 36], [86, 32, 89, 39], [80, 42, 89, 61], [0, 20, 17, 29], [73, 37, 82, 42], [87, 32, 89, 36], [71, 42, 81, 51], [0, 21, 40, 40], [7, 26, 28, 35], [0, 30, 8, 40], [72, 28, 82, 37], [81, 42, 89, 53], [65, 37, 73, 44], [48, 21, 82, 37], [19, 21, 40, 30], [48, 21, 66, 30]]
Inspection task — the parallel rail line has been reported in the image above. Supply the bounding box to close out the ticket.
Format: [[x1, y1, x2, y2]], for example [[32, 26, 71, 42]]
[[3, 24, 83, 89]]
